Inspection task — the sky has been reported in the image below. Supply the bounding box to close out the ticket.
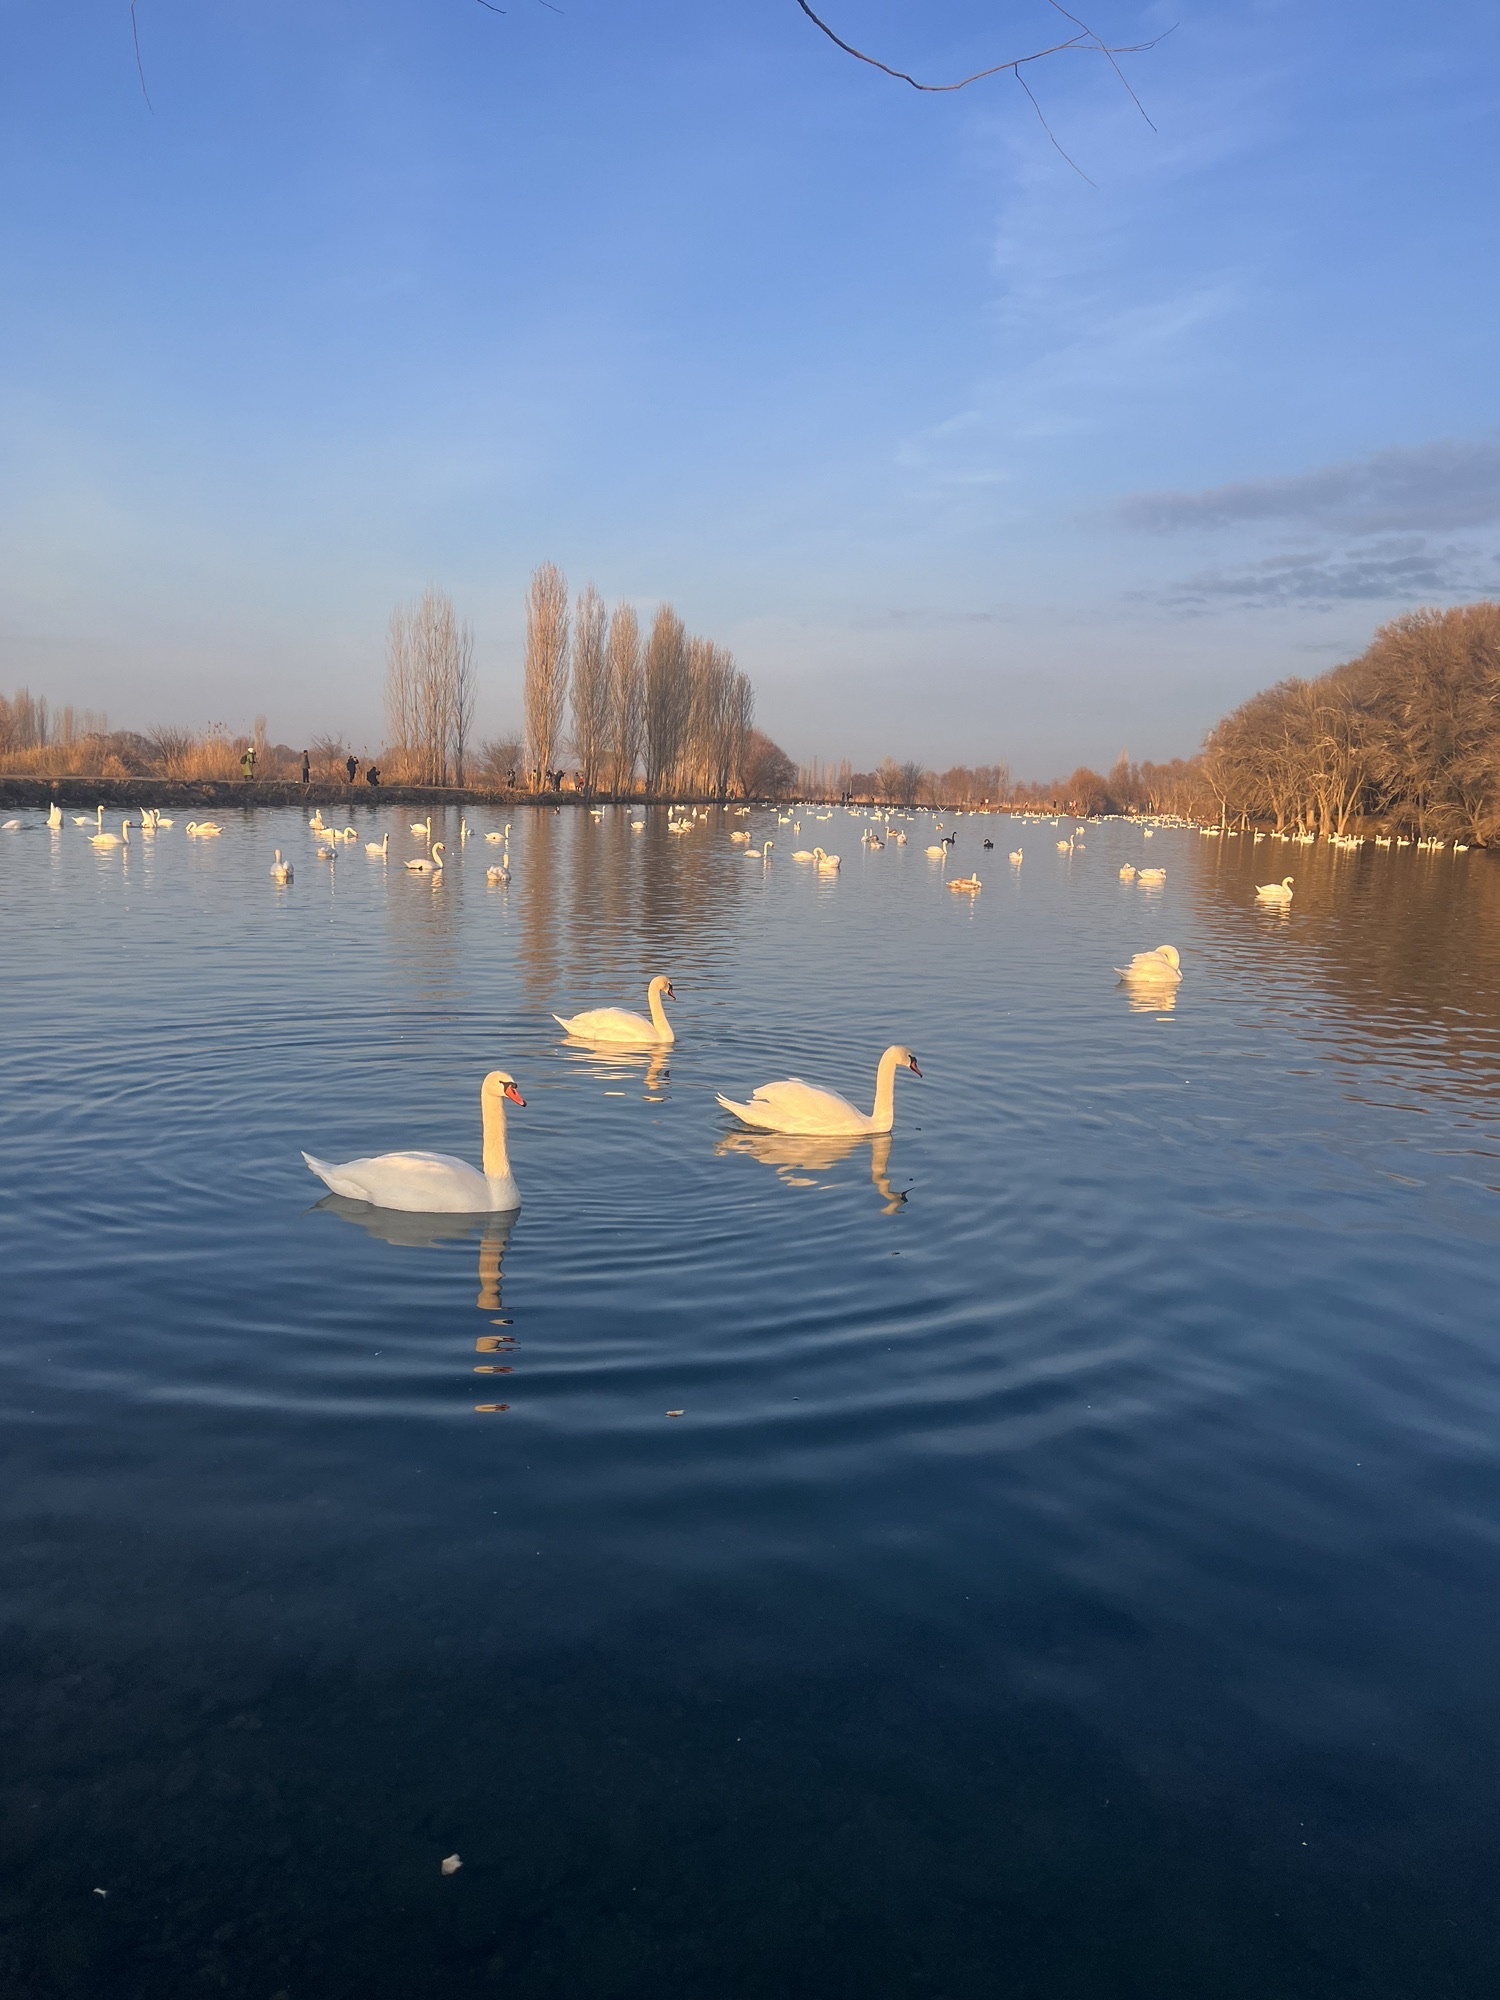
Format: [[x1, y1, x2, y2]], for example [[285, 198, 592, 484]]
[[2, 0, 1498, 775]]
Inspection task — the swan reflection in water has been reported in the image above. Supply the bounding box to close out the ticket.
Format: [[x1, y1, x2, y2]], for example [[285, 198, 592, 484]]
[[1118, 981, 1180, 1015], [558, 1036, 670, 1102], [715, 1129, 907, 1215], [312, 1197, 519, 1406]]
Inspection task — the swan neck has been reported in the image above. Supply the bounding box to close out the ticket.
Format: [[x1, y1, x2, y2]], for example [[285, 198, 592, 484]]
[[871, 1047, 900, 1132], [481, 1086, 511, 1181], [648, 981, 673, 1039]]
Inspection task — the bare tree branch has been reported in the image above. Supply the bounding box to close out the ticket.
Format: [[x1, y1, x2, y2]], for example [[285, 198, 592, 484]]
[[130, 1, 153, 111]]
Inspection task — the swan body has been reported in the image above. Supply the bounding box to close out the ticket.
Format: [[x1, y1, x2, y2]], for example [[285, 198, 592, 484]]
[[555, 974, 674, 1046], [1136, 867, 1166, 885], [91, 818, 130, 850], [948, 874, 980, 892], [1119, 864, 1137, 881], [366, 833, 389, 858], [816, 851, 840, 873], [1009, 849, 1022, 865], [303, 1071, 524, 1213], [1255, 876, 1294, 903], [730, 830, 751, 845], [270, 848, 293, 884], [404, 840, 446, 874], [1116, 944, 1182, 984], [315, 842, 337, 861], [717, 1044, 921, 1137], [186, 821, 222, 838], [925, 844, 945, 858], [154, 814, 174, 828], [47, 802, 62, 829], [75, 807, 103, 828], [486, 861, 510, 885], [746, 841, 773, 860], [792, 849, 816, 862], [1, 819, 19, 832], [411, 817, 432, 841]]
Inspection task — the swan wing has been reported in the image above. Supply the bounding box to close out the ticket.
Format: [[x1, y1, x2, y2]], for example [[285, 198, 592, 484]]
[[555, 1007, 660, 1043], [302, 1149, 494, 1213], [718, 1078, 869, 1134]]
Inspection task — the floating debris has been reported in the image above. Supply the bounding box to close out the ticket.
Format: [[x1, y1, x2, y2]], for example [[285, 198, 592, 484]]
[[441, 1854, 462, 1876], [667, 1409, 684, 1418], [473, 1404, 510, 1414]]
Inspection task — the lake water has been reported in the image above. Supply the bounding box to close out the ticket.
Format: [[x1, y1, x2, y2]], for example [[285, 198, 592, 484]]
[[3, 803, 1500, 1998]]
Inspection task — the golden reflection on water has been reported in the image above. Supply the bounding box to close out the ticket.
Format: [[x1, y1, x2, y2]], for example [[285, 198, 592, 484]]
[[559, 1037, 671, 1101], [313, 1196, 519, 1409], [716, 1128, 907, 1214]]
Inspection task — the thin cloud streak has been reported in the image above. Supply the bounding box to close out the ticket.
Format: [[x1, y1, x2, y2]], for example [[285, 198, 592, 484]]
[[1118, 435, 1500, 535]]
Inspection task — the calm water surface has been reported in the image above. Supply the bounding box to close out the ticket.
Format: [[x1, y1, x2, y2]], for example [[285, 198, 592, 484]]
[[3, 805, 1500, 1997]]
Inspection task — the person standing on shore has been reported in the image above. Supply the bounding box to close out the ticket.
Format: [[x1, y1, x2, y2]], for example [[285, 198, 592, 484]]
[[346, 754, 359, 784], [301, 750, 310, 786], [241, 745, 256, 782]]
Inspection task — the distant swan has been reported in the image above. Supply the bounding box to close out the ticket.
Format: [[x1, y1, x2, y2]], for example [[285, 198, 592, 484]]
[[792, 847, 817, 862], [404, 840, 445, 874], [816, 850, 841, 873], [925, 843, 946, 858], [730, 829, 752, 845], [1009, 849, 1022, 865], [75, 806, 104, 828], [1255, 875, 1294, 903], [947, 874, 981, 893], [47, 802, 62, 829], [745, 840, 773, 860], [1119, 863, 1137, 881], [410, 816, 432, 841], [486, 860, 511, 885], [91, 817, 130, 850], [555, 974, 674, 1045], [303, 1070, 524, 1213], [1136, 866, 1166, 885], [270, 849, 293, 883], [185, 821, 222, 838], [1116, 944, 1181, 984], [366, 832, 389, 858], [718, 1044, 921, 1136]]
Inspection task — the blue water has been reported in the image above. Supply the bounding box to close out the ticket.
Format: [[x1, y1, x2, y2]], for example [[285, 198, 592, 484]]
[[2, 804, 1499, 1997]]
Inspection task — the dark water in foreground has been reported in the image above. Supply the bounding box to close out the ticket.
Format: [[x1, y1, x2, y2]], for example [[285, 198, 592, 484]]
[[2, 804, 1499, 1998]]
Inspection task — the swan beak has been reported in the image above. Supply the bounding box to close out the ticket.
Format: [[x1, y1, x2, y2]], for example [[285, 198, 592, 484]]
[[665, 983, 676, 1000], [503, 1082, 526, 1107], [908, 1058, 922, 1077]]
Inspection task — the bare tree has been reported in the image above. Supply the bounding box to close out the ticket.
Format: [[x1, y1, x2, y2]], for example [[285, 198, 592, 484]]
[[606, 604, 644, 795], [523, 562, 571, 789], [643, 604, 689, 795], [569, 584, 610, 796], [386, 587, 474, 785]]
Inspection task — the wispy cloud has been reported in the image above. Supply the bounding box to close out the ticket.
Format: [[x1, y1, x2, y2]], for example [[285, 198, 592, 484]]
[[1118, 436, 1500, 535], [1152, 537, 1500, 609]]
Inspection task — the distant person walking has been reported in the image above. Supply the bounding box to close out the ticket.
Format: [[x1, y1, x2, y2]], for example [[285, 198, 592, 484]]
[[301, 749, 310, 786], [365, 764, 381, 787], [241, 745, 256, 783], [346, 754, 359, 784]]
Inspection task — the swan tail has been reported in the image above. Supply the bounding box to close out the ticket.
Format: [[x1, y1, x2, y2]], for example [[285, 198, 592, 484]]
[[552, 1014, 575, 1033], [302, 1152, 367, 1201], [716, 1094, 763, 1126]]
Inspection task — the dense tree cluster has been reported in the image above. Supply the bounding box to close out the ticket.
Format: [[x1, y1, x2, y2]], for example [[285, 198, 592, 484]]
[[1201, 604, 1500, 842]]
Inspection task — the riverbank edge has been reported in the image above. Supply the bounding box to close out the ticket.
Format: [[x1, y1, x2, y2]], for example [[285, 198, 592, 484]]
[[0, 779, 764, 811]]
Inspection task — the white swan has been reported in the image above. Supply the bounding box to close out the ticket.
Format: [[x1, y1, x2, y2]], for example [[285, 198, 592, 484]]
[[1009, 848, 1022, 865], [137, 809, 157, 835], [947, 874, 980, 893], [1136, 866, 1166, 885], [410, 816, 432, 841], [185, 821, 222, 838], [816, 850, 841, 873], [486, 860, 511, 885], [154, 814, 175, 828], [555, 974, 674, 1046], [91, 817, 130, 850], [1119, 863, 1137, 881], [925, 843, 946, 858], [47, 802, 62, 829], [1255, 875, 1294, 903], [366, 832, 389, 858], [303, 1070, 524, 1213], [74, 806, 104, 828], [1, 819, 19, 831], [745, 840, 773, 860], [791, 847, 817, 862], [1115, 944, 1181, 984], [404, 840, 445, 874], [717, 1044, 921, 1136], [270, 849, 293, 884], [729, 829, 752, 845]]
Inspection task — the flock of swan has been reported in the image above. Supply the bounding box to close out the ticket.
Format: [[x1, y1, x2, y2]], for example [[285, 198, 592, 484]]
[[302, 968, 922, 1214]]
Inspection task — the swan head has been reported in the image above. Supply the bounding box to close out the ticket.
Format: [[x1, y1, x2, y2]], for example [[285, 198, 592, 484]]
[[1155, 946, 1181, 970], [891, 1045, 922, 1078], [482, 1069, 525, 1108], [649, 975, 676, 1003]]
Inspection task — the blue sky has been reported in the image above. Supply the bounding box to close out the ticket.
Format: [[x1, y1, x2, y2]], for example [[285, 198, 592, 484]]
[[2, 1, 1498, 773]]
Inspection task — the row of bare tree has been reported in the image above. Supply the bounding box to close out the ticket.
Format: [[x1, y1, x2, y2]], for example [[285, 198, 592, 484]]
[[1200, 605, 1500, 842], [383, 589, 477, 786], [522, 563, 758, 797]]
